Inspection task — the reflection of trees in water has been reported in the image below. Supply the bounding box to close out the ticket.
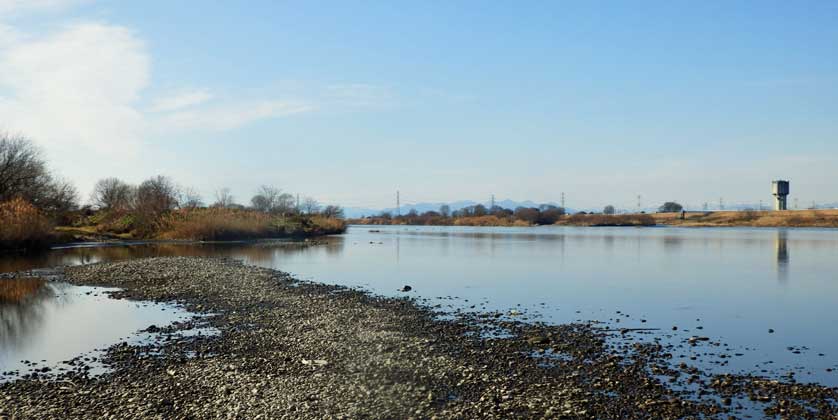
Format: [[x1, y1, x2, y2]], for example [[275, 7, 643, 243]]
[[1, 239, 349, 275], [0, 281, 56, 354]]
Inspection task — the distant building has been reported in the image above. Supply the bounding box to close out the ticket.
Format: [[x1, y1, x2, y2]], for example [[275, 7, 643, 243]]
[[772, 180, 790, 211]]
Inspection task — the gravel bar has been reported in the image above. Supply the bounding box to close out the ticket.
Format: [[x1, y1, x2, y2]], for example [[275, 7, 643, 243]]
[[1, 257, 836, 419]]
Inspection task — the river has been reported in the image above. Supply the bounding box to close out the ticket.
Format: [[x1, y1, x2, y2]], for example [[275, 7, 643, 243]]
[[1, 225, 837, 387]]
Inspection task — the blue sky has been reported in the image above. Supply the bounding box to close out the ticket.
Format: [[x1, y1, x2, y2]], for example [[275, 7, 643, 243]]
[[1, 1, 836, 210]]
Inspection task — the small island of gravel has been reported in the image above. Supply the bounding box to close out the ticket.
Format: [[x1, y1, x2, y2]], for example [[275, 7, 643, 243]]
[[1, 257, 835, 419]]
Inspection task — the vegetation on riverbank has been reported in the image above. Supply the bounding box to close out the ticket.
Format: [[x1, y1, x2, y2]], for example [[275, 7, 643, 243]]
[[351, 203, 566, 227], [651, 209, 838, 228], [554, 213, 656, 227], [156, 208, 346, 241], [0, 134, 345, 250], [0, 198, 56, 251]]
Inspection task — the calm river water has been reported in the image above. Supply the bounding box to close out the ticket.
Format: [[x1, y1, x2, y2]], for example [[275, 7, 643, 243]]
[[1, 225, 837, 386]]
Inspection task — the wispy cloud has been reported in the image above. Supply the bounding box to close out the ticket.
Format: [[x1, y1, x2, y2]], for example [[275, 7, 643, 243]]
[[160, 100, 314, 131], [150, 89, 213, 112]]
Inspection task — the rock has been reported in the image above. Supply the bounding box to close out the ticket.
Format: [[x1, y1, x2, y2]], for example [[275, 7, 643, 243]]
[[400, 285, 412, 292], [526, 336, 549, 345]]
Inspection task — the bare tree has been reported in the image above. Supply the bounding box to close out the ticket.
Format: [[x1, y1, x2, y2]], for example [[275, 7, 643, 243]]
[[603, 205, 616, 215], [213, 188, 235, 208], [180, 187, 204, 209], [0, 133, 78, 217], [250, 185, 295, 214], [301, 197, 320, 215], [251, 185, 280, 212], [321, 205, 345, 219], [439, 204, 451, 218], [90, 177, 134, 211], [135, 175, 179, 215]]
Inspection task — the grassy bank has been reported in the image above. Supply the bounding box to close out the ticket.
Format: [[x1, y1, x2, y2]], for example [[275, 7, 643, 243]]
[[72, 207, 347, 241], [3, 203, 346, 250], [650, 209, 838, 228], [0, 199, 56, 252], [351, 215, 530, 227], [156, 208, 346, 240], [554, 213, 657, 227]]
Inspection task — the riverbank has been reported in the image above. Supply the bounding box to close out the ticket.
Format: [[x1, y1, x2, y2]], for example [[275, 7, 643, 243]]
[[352, 209, 838, 229], [652, 209, 838, 228], [1, 209, 346, 254], [1, 257, 835, 418]]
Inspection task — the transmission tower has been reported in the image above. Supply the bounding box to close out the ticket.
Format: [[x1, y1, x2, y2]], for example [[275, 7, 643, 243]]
[[561, 192, 565, 209], [396, 190, 400, 216], [637, 195, 642, 212], [719, 197, 724, 211], [491, 194, 495, 209]]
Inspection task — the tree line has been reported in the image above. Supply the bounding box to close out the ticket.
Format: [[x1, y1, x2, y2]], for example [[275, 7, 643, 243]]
[[369, 203, 568, 225], [1, 134, 343, 233]]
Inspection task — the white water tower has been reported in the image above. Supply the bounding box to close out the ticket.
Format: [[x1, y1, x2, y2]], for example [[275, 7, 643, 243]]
[[772, 180, 789, 211]]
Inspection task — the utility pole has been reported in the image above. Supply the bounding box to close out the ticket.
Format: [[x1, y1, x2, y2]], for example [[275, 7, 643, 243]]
[[719, 197, 724, 211], [396, 190, 400, 216], [491, 194, 495, 209], [794, 197, 799, 210], [637, 195, 642, 213], [759, 200, 763, 211]]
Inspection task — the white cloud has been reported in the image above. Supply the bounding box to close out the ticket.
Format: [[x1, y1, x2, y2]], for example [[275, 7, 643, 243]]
[[0, 22, 149, 163], [0, 0, 92, 17], [161, 100, 314, 131], [150, 89, 213, 112]]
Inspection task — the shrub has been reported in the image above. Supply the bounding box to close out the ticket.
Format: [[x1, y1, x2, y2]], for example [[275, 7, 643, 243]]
[[0, 198, 54, 250], [156, 208, 346, 241]]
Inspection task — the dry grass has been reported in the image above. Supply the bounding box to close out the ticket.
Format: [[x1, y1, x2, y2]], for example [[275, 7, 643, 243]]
[[651, 209, 838, 228], [0, 277, 46, 304], [0, 198, 54, 250], [556, 214, 656, 227], [453, 215, 517, 227], [157, 208, 346, 241]]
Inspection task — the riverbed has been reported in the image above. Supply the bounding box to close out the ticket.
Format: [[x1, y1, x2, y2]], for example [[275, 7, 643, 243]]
[[1, 225, 837, 417]]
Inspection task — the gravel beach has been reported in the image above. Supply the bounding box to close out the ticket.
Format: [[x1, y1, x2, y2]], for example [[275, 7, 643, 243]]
[[1, 257, 836, 419]]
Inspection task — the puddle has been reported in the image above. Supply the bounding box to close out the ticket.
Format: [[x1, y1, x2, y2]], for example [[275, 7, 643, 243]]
[[0, 280, 205, 381]]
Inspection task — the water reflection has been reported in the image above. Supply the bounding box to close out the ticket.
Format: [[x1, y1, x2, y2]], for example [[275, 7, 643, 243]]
[[775, 230, 789, 283], [0, 282, 192, 378], [1, 226, 837, 386], [0, 281, 55, 353]]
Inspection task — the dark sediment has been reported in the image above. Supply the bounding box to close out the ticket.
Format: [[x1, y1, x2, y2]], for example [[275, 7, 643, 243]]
[[1, 257, 836, 419]]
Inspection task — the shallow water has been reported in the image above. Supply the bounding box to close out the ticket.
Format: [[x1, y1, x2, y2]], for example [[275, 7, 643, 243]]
[[1, 225, 837, 387], [0, 281, 194, 380]]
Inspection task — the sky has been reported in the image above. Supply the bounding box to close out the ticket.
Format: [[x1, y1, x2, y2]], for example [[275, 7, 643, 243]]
[[0, 0, 836, 210]]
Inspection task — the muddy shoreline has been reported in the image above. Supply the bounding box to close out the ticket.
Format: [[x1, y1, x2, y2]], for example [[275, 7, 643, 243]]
[[1, 257, 836, 419]]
